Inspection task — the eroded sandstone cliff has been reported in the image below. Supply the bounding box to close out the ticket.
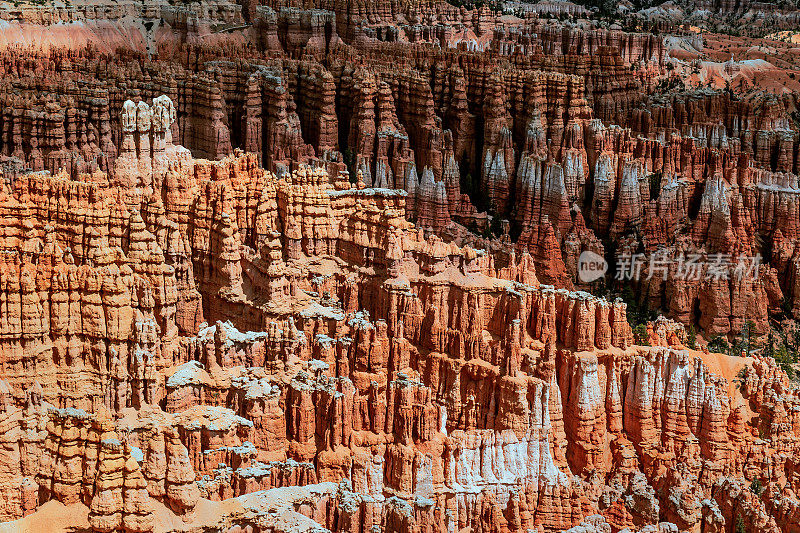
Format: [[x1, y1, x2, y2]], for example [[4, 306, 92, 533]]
[[0, 0, 799, 530], [0, 94, 792, 533]]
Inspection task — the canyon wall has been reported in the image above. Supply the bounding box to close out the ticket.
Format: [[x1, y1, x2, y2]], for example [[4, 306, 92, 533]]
[[0, 95, 795, 533], [0, 0, 798, 531]]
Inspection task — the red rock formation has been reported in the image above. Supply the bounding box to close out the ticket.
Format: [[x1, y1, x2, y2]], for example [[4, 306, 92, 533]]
[[0, 1, 799, 531], [0, 97, 791, 532]]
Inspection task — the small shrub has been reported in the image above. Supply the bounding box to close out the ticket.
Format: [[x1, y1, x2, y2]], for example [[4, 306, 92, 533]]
[[687, 325, 697, 349], [708, 336, 730, 354], [633, 324, 649, 346]]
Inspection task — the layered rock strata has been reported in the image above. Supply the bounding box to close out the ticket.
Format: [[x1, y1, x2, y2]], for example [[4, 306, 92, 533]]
[[0, 97, 796, 533]]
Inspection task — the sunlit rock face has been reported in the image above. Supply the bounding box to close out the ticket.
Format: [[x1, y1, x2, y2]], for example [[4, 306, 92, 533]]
[[1, 0, 800, 530], [0, 94, 787, 533]]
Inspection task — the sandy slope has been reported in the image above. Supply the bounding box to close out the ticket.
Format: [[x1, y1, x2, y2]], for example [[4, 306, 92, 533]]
[[0, 501, 89, 533], [0, 19, 147, 53]]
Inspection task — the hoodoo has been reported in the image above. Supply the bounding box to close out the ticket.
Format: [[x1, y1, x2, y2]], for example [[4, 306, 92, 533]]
[[1, 0, 800, 531]]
